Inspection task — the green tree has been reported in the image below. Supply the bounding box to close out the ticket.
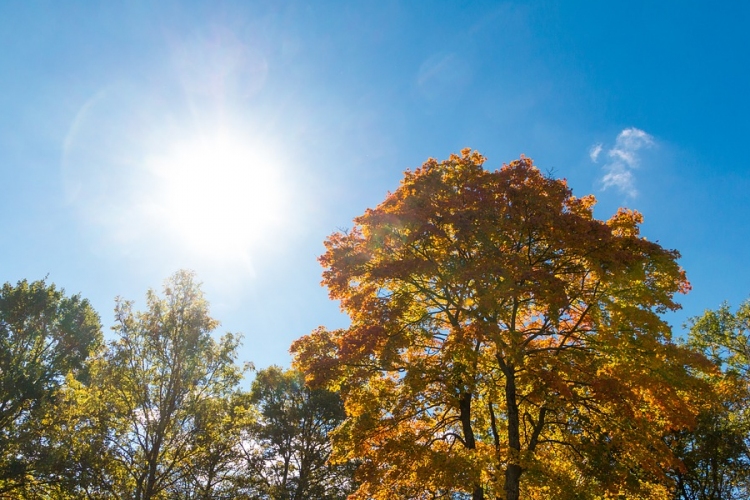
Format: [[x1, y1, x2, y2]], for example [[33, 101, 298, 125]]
[[0, 279, 102, 495], [173, 391, 254, 500], [241, 366, 355, 500], [93, 270, 246, 500], [668, 300, 750, 500], [292, 151, 711, 500], [688, 300, 750, 380]]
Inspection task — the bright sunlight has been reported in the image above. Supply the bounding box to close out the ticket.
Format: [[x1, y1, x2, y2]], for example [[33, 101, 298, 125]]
[[146, 129, 288, 266]]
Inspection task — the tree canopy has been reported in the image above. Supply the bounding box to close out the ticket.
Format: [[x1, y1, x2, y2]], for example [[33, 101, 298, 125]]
[[241, 365, 355, 500], [89, 270, 247, 499], [2, 151, 747, 500], [0, 279, 102, 495], [292, 150, 712, 499], [0, 272, 356, 499], [668, 300, 750, 500]]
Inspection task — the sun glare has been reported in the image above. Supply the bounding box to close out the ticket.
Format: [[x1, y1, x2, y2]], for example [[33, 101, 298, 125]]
[[146, 131, 288, 265]]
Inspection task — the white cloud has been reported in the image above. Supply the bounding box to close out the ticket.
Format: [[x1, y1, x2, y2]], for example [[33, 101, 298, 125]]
[[592, 127, 654, 197], [589, 143, 603, 162]]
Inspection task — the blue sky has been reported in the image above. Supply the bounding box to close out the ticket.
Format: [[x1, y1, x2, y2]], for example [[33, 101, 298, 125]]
[[2, 1, 749, 370]]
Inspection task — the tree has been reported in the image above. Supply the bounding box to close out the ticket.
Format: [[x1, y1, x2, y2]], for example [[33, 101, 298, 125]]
[[172, 391, 253, 500], [687, 300, 750, 383], [0, 279, 102, 495], [240, 366, 355, 500], [668, 301, 750, 499], [93, 270, 246, 499], [292, 150, 711, 499]]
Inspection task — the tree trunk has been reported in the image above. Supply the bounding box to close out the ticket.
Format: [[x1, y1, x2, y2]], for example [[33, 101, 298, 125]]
[[504, 367, 522, 500], [459, 391, 484, 500]]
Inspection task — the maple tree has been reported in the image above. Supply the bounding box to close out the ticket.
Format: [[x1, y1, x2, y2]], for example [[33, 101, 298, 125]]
[[292, 150, 711, 499]]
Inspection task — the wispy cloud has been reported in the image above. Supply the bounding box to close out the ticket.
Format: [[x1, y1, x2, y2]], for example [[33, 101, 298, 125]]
[[591, 128, 654, 197], [589, 143, 603, 162]]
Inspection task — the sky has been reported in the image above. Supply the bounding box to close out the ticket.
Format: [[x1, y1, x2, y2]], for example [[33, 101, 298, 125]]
[[2, 1, 749, 371]]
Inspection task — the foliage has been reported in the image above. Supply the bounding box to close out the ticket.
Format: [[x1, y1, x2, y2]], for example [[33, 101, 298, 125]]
[[240, 366, 355, 500], [172, 391, 254, 500], [292, 150, 711, 500], [90, 270, 247, 500], [687, 300, 750, 379], [668, 301, 750, 499], [0, 279, 102, 495]]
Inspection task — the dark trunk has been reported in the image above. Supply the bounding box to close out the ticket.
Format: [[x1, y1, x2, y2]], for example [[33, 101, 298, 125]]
[[144, 451, 159, 500], [472, 484, 485, 500], [504, 368, 522, 500], [459, 391, 484, 500]]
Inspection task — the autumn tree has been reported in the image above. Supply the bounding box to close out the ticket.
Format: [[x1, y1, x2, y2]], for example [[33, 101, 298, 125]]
[[239, 366, 355, 500], [0, 279, 102, 495], [668, 300, 750, 499], [292, 150, 711, 499], [92, 270, 246, 499]]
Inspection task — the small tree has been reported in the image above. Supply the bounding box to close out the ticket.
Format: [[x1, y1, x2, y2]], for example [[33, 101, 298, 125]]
[[240, 366, 355, 500], [293, 150, 711, 499]]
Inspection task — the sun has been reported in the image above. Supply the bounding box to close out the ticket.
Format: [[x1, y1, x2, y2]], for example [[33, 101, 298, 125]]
[[145, 129, 288, 266]]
